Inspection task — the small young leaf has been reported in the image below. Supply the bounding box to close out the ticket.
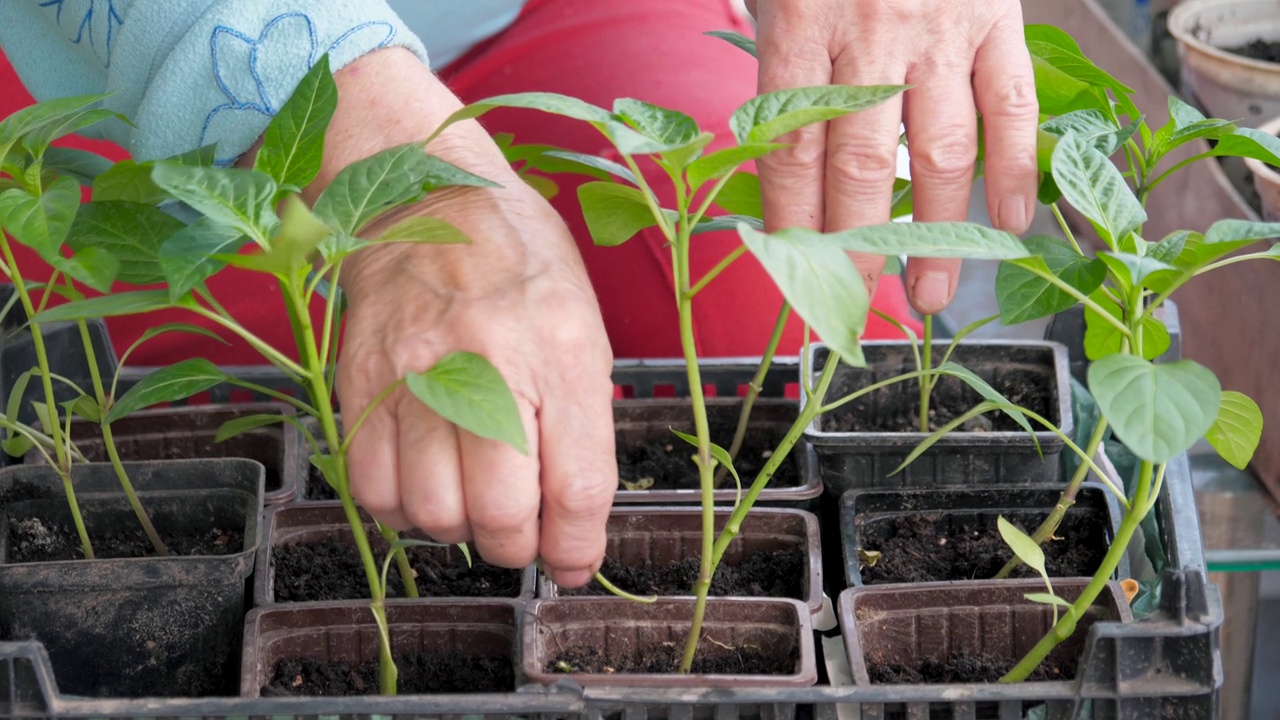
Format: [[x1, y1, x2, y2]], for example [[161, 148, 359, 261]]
[[310, 453, 339, 491], [687, 143, 788, 190], [704, 29, 757, 58], [1024, 592, 1073, 608], [995, 236, 1107, 324], [21, 108, 121, 157], [313, 143, 431, 234], [32, 289, 177, 323], [255, 54, 338, 191], [274, 193, 331, 268], [578, 182, 664, 247], [1084, 293, 1170, 361], [1205, 391, 1263, 470], [1051, 134, 1146, 249], [521, 172, 559, 199], [158, 217, 247, 302], [29, 401, 56, 435], [1039, 110, 1138, 157], [1088, 355, 1221, 463], [0, 93, 109, 161], [406, 351, 528, 454], [375, 216, 470, 245], [318, 232, 369, 262], [66, 201, 186, 285], [731, 85, 906, 145], [1, 434, 34, 458], [215, 413, 287, 443], [1148, 230, 1191, 265], [538, 150, 637, 184], [934, 362, 1035, 438], [998, 516, 1047, 576], [1097, 251, 1177, 289], [0, 177, 81, 259], [669, 428, 741, 487], [64, 395, 102, 423], [104, 358, 228, 423], [4, 370, 34, 438], [1209, 127, 1280, 167], [712, 172, 762, 218], [151, 163, 279, 244], [613, 98, 700, 149]]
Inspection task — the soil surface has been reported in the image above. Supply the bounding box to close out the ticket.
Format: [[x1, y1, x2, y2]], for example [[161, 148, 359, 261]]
[[273, 538, 523, 601], [617, 416, 800, 491], [550, 642, 797, 676], [822, 367, 1054, 433], [564, 548, 805, 599], [304, 467, 338, 500], [1228, 39, 1280, 63], [858, 510, 1106, 584], [868, 652, 1070, 684], [264, 653, 514, 696], [8, 515, 242, 562]]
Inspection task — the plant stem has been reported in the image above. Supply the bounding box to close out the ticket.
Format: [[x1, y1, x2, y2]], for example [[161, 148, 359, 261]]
[[76, 317, 169, 557], [377, 523, 420, 599], [686, 245, 747, 299], [1051, 203, 1083, 255], [919, 315, 933, 432], [713, 302, 789, 488], [993, 417, 1109, 579], [1140, 152, 1213, 203]]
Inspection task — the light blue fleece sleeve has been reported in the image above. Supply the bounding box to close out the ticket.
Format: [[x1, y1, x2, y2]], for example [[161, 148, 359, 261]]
[[0, 0, 430, 164]]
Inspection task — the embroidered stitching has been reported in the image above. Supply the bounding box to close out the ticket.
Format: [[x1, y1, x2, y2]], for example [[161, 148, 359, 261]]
[[37, 0, 123, 68]]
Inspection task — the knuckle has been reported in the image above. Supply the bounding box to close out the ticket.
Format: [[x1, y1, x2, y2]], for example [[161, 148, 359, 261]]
[[470, 495, 538, 536], [827, 143, 899, 188], [757, 128, 826, 175], [545, 475, 615, 521], [404, 499, 466, 539], [911, 139, 977, 182], [986, 76, 1039, 119]]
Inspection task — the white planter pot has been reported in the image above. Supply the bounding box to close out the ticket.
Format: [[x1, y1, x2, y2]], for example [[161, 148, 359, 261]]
[[1168, 0, 1280, 124], [1244, 115, 1280, 220]]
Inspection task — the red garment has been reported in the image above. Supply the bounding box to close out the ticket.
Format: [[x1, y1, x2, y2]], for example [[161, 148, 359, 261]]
[[0, 0, 917, 366]]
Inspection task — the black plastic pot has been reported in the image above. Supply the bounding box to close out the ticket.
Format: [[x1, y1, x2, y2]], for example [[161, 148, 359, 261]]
[[838, 484, 1126, 587], [802, 340, 1072, 494], [0, 459, 263, 698], [28, 403, 303, 505], [0, 319, 116, 429]]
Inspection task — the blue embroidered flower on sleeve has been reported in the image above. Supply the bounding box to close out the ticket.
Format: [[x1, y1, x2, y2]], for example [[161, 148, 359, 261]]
[[200, 12, 396, 164], [37, 0, 123, 68]]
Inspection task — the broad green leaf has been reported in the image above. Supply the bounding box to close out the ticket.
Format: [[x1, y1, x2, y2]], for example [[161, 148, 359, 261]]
[[93, 147, 216, 204], [1051, 134, 1146, 249], [41, 147, 114, 185], [998, 516, 1047, 576], [713, 172, 762, 218], [215, 413, 287, 443], [442, 92, 614, 128], [1149, 98, 1234, 161], [1025, 26, 1133, 92], [1031, 54, 1106, 116], [1210, 127, 1280, 167], [0, 93, 108, 161], [158, 217, 247, 302], [1025, 592, 1073, 608], [375, 216, 470, 245], [578, 182, 664, 247], [521, 172, 558, 199], [1026, 24, 1136, 122], [421, 155, 502, 193], [669, 428, 741, 486], [32, 289, 176, 323], [661, 132, 716, 171], [313, 143, 430, 234], [995, 236, 1106, 324], [738, 223, 869, 366], [66, 201, 185, 285], [0, 177, 81, 259], [1039, 110, 1138, 157], [1148, 230, 1191, 265], [53, 246, 119, 293], [1098, 251, 1177, 289], [730, 85, 906, 145], [1084, 300, 1170, 361], [704, 29, 757, 57], [613, 98, 700, 149], [256, 55, 337, 191], [687, 143, 787, 190], [1, 434, 34, 459], [798, 221, 1029, 259], [1195, 219, 1280, 265], [1205, 391, 1263, 470], [539, 150, 637, 184], [105, 358, 228, 423], [21, 108, 121, 157], [1088, 355, 1221, 463], [151, 163, 278, 244], [406, 351, 528, 454], [64, 395, 102, 424]]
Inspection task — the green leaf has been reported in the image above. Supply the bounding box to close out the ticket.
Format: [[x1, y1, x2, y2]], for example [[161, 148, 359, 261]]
[[704, 29, 757, 57], [1097, 251, 1177, 289], [521, 173, 558, 199], [1205, 391, 1263, 470], [313, 143, 431, 234], [64, 395, 102, 423], [66, 201, 186, 285], [271, 194, 330, 269], [1088, 355, 1221, 463], [215, 413, 287, 443], [995, 236, 1106, 324], [53, 246, 119, 293], [538, 150, 637, 184], [1149, 98, 1234, 161], [730, 85, 906, 144], [41, 147, 114, 186], [691, 214, 763, 235], [21, 108, 121, 157], [934, 361, 1035, 438], [660, 132, 716, 172], [105, 358, 228, 423], [121, 322, 227, 368], [613, 98, 700, 149], [93, 147, 216, 204], [1210, 127, 1280, 167], [0, 93, 108, 161], [444, 92, 615, 128], [712, 172, 762, 218], [1084, 293, 1170, 361], [1024, 592, 1073, 608], [1039, 110, 1139, 157], [255, 54, 338, 191], [421, 155, 502, 193], [1195, 219, 1280, 264], [578, 182, 664, 247], [687, 143, 787, 190], [0, 177, 81, 259], [797, 221, 1029, 259], [30, 401, 56, 435], [317, 232, 369, 262], [738, 223, 869, 366], [890, 177, 914, 219], [1051, 134, 1146, 248], [4, 370, 34, 438], [1148, 230, 1191, 265], [32, 289, 176, 323], [158, 217, 247, 302], [669, 428, 741, 486], [309, 453, 339, 491], [151, 164, 278, 244], [406, 351, 528, 454], [998, 516, 1047, 576], [2, 434, 34, 459], [374, 216, 470, 245]]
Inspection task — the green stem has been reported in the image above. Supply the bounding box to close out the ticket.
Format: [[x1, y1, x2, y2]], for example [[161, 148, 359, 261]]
[[378, 523, 420, 599], [1140, 151, 1213, 203], [712, 302, 789, 488], [594, 571, 657, 603], [686, 245, 747, 299], [190, 305, 307, 378], [919, 315, 933, 432], [1015, 261, 1132, 338], [340, 378, 406, 455], [1051, 203, 1083, 255]]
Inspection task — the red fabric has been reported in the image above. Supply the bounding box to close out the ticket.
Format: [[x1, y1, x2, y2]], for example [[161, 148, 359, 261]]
[[0, 0, 918, 366]]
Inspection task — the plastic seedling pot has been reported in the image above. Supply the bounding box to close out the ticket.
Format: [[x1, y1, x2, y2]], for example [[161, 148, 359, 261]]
[[253, 503, 535, 606], [838, 484, 1126, 587], [802, 340, 1072, 494], [26, 403, 303, 505], [241, 600, 521, 697], [1245, 115, 1280, 221], [840, 578, 1133, 686], [0, 459, 263, 698], [537, 507, 823, 616], [0, 320, 115, 428]]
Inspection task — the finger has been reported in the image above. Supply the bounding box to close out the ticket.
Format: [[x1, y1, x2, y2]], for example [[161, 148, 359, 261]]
[[755, 3, 833, 232], [974, 15, 1038, 235], [460, 397, 542, 569], [825, 49, 908, 296], [338, 356, 412, 530], [902, 64, 978, 314], [538, 354, 617, 589], [397, 393, 470, 544]]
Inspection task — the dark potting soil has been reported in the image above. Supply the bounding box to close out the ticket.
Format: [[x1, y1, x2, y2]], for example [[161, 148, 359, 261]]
[[563, 547, 805, 599], [7, 515, 242, 562], [617, 418, 800, 491], [264, 653, 515, 696], [304, 466, 338, 500], [272, 538, 522, 601], [823, 367, 1053, 433], [867, 652, 1069, 684], [859, 511, 1105, 584], [1228, 39, 1280, 63], [550, 641, 797, 676]]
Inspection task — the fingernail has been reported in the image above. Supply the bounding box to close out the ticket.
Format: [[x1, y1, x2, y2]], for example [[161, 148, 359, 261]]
[[552, 568, 595, 589], [912, 271, 953, 313], [999, 195, 1029, 234]]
